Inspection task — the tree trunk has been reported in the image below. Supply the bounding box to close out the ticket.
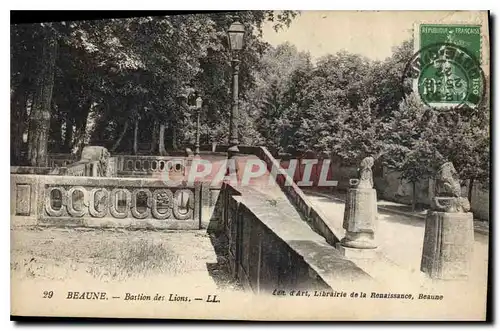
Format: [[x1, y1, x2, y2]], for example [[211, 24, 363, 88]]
[[90, 103, 109, 144], [411, 181, 417, 212], [159, 122, 167, 156], [165, 115, 177, 151], [133, 119, 139, 155], [49, 101, 62, 153], [11, 83, 29, 165], [111, 120, 129, 153], [150, 120, 158, 154], [171, 124, 178, 150], [468, 178, 474, 203], [72, 99, 92, 155], [64, 115, 74, 153], [27, 29, 58, 167]]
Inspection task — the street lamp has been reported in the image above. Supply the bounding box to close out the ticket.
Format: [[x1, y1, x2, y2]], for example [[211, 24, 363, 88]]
[[227, 21, 245, 155], [195, 96, 203, 156], [226, 21, 245, 177]]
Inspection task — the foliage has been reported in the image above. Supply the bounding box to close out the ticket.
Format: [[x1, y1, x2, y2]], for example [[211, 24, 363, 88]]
[[11, 11, 298, 157], [10, 14, 490, 187], [250, 38, 489, 185], [382, 93, 442, 182], [366, 39, 414, 117]]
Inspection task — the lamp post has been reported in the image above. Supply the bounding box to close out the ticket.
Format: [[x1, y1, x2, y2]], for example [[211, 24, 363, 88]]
[[195, 96, 203, 156], [227, 21, 245, 155]]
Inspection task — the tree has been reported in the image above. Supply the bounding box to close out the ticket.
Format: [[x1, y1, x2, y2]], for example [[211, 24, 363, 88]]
[[11, 12, 299, 161], [430, 105, 490, 201], [190, 12, 299, 149], [335, 99, 383, 164], [382, 93, 444, 211], [365, 39, 414, 118], [27, 25, 58, 166], [240, 42, 312, 149], [272, 50, 373, 157], [11, 23, 44, 164]]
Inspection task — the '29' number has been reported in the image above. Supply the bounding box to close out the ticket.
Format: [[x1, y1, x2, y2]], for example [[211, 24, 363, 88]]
[[43, 291, 54, 299]]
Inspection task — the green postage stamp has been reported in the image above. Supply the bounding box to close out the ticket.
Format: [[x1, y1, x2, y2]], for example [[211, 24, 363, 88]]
[[404, 24, 485, 109], [420, 24, 482, 61]]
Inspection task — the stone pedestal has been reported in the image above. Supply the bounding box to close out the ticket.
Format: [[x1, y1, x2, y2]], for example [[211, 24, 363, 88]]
[[340, 187, 378, 250], [420, 211, 474, 280], [91, 163, 99, 177], [336, 243, 379, 259]]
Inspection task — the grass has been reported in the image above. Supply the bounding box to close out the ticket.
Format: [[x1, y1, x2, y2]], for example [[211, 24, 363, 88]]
[[86, 238, 182, 281], [11, 228, 243, 290], [10, 228, 206, 282]]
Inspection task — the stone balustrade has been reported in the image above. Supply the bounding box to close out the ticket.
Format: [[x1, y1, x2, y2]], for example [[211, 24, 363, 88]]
[[11, 160, 107, 178], [115, 155, 187, 177], [45, 154, 188, 178], [10, 166, 67, 176], [47, 153, 77, 168], [65, 158, 114, 177], [11, 175, 202, 230], [14, 146, 342, 245], [65, 162, 88, 176]]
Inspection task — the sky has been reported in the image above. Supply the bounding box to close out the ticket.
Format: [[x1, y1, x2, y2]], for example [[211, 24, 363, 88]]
[[261, 11, 488, 62]]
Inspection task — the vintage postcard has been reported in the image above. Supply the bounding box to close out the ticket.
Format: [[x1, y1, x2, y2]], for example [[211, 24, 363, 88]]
[[10, 10, 490, 321]]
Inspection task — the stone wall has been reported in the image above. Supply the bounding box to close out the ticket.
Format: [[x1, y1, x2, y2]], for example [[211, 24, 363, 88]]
[[256, 147, 342, 246], [375, 167, 432, 206], [375, 168, 489, 221], [330, 162, 358, 191], [200, 182, 222, 230], [11, 175, 40, 226], [220, 184, 369, 293], [11, 174, 204, 229], [470, 181, 490, 221], [330, 161, 490, 221]]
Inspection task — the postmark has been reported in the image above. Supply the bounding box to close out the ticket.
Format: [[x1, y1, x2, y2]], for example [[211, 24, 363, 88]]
[[402, 42, 486, 109]]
